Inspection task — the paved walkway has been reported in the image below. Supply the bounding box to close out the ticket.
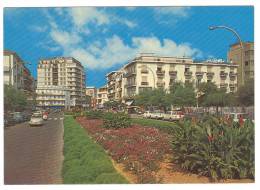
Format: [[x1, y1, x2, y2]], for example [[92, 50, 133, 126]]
[[4, 112, 64, 184]]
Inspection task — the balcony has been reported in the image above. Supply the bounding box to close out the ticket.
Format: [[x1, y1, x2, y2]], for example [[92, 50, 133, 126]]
[[196, 71, 204, 79], [125, 82, 137, 88], [124, 71, 136, 78], [229, 72, 237, 80], [141, 69, 149, 74], [141, 82, 149, 86], [184, 71, 192, 78], [169, 70, 177, 76], [156, 70, 165, 76], [229, 83, 237, 88], [220, 72, 228, 78], [157, 82, 165, 87], [207, 72, 214, 78], [220, 83, 228, 89]]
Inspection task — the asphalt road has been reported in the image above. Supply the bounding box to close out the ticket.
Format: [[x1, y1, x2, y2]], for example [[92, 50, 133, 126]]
[[4, 112, 64, 184]]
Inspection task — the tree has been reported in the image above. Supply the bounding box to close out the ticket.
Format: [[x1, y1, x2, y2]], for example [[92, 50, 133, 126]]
[[134, 88, 168, 110], [168, 82, 196, 107], [4, 85, 27, 111], [237, 78, 254, 106], [104, 100, 120, 109]]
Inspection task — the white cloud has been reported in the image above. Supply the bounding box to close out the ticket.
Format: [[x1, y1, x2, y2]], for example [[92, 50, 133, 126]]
[[52, 35, 202, 70], [30, 25, 48, 32], [69, 7, 110, 28], [50, 29, 82, 48], [154, 7, 191, 17]]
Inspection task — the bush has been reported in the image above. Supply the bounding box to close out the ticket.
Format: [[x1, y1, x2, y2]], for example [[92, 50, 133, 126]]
[[103, 112, 131, 129], [84, 111, 104, 119], [171, 116, 254, 181], [62, 116, 128, 184]]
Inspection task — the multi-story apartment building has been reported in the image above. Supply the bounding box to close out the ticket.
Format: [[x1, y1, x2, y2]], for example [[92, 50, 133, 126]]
[[106, 55, 238, 101], [85, 86, 97, 108], [106, 69, 126, 101], [4, 50, 34, 92], [227, 42, 254, 86], [36, 57, 86, 109], [96, 85, 108, 108]]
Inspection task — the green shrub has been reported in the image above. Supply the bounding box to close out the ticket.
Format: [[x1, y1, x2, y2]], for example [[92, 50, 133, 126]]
[[62, 116, 128, 184], [171, 116, 254, 181], [84, 111, 104, 119], [103, 112, 131, 129]]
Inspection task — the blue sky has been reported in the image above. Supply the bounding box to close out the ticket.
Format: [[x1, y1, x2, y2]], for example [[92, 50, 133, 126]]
[[4, 6, 254, 88]]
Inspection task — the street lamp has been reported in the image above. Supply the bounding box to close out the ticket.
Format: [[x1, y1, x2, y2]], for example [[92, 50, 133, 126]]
[[138, 65, 156, 89], [209, 25, 244, 85]]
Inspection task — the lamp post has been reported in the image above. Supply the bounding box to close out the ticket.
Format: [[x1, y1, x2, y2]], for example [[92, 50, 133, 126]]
[[138, 65, 156, 89], [209, 25, 244, 85]]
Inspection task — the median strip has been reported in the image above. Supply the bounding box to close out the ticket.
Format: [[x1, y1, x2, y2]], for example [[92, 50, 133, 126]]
[[62, 116, 128, 184]]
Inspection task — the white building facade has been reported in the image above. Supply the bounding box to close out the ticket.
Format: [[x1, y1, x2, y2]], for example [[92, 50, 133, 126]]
[[96, 85, 108, 108], [36, 57, 86, 109], [106, 55, 238, 100]]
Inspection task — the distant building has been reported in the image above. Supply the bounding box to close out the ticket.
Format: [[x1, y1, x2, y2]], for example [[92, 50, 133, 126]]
[[106, 54, 238, 102], [106, 68, 126, 102], [227, 42, 254, 86], [85, 86, 97, 108], [96, 85, 108, 108], [4, 50, 34, 92], [36, 57, 86, 109]]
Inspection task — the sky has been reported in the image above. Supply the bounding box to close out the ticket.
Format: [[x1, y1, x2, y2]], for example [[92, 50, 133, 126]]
[[4, 6, 254, 88]]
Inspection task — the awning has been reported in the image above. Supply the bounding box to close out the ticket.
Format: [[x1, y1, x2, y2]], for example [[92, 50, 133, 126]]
[[125, 100, 134, 106]]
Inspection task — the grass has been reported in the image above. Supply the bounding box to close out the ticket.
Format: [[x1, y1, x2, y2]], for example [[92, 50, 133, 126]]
[[131, 118, 178, 134], [62, 116, 128, 184]]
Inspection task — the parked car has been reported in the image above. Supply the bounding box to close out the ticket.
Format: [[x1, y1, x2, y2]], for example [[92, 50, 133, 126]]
[[224, 112, 249, 122], [12, 112, 24, 123], [152, 110, 164, 120], [29, 112, 44, 126], [163, 111, 184, 121], [143, 111, 153, 118]]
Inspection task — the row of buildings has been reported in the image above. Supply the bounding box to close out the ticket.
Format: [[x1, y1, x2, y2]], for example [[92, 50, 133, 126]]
[[4, 50, 36, 99], [86, 42, 254, 109], [4, 41, 254, 110]]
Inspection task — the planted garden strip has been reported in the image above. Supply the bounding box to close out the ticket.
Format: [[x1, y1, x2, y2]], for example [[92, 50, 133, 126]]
[[76, 116, 172, 183], [62, 116, 128, 184], [131, 118, 178, 134]]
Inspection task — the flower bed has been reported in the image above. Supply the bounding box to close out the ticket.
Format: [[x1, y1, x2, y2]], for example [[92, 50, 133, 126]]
[[76, 117, 172, 183]]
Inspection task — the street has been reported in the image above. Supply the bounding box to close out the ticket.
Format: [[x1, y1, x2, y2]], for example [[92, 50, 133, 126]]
[[4, 112, 64, 184]]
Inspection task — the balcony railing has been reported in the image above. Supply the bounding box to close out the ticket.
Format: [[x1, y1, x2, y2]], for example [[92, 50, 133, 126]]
[[157, 82, 165, 87], [184, 71, 192, 78], [141, 69, 149, 74], [220, 83, 228, 88], [156, 70, 165, 76], [169, 70, 177, 76], [141, 82, 149, 86], [220, 72, 228, 78], [125, 82, 137, 88], [229, 83, 237, 88], [124, 71, 136, 78], [229, 72, 237, 78]]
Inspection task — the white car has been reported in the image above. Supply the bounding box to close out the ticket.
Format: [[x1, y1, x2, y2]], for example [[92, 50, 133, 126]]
[[143, 111, 153, 118], [225, 112, 249, 122], [152, 110, 164, 120], [163, 111, 184, 121], [29, 113, 44, 126]]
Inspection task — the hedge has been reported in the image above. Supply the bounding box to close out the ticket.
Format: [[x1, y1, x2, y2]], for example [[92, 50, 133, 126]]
[[62, 116, 128, 184]]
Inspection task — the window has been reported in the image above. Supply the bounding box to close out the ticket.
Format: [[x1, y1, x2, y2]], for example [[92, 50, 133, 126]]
[[185, 68, 190, 72], [245, 61, 249, 66]]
